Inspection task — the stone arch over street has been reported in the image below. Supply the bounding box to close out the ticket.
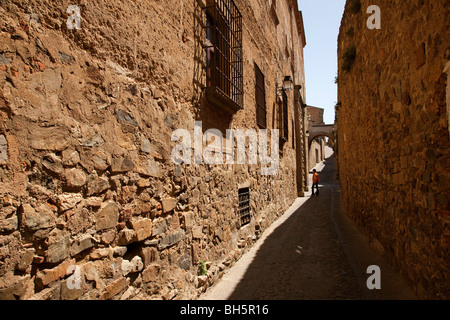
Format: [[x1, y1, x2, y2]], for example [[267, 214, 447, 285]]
[[308, 124, 335, 170], [308, 124, 335, 148], [305, 106, 335, 169]]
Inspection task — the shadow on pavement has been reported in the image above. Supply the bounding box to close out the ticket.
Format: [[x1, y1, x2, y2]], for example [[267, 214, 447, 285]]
[[226, 154, 418, 300], [227, 154, 365, 300]]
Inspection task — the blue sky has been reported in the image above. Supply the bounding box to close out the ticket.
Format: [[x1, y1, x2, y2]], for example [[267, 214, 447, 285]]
[[297, 0, 346, 124]]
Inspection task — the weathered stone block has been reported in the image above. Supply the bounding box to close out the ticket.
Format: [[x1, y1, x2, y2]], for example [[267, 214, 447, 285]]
[[92, 151, 111, 171], [99, 277, 129, 300], [46, 231, 70, 263], [86, 196, 102, 208], [116, 228, 136, 245], [169, 213, 180, 230], [86, 176, 111, 196], [158, 230, 184, 250], [70, 234, 95, 256], [62, 148, 80, 166], [60, 278, 84, 300], [113, 246, 127, 257], [137, 178, 151, 188], [90, 247, 111, 260], [192, 225, 203, 239], [181, 212, 195, 229], [152, 218, 167, 236], [0, 134, 7, 165], [115, 109, 138, 126], [36, 259, 76, 286], [21, 204, 55, 232], [191, 242, 200, 265], [0, 216, 18, 233], [57, 193, 83, 212], [177, 253, 191, 271], [142, 264, 160, 283], [0, 275, 34, 300], [161, 287, 177, 300], [136, 157, 160, 177], [66, 208, 94, 235], [42, 153, 63, 174], [144, 239, 159, 246], [129, 218, 152, 242], [121, 256, 143, 275], [152, 88, 162, 99], [80, 133, 105, 147], [64, 168, 87, 188], [120, 286, 138, 300], [197, 275, 208, 288], [95, 202, 119, 231], [140, 247, 158, 266], [100, 229, 117, 245], [58, 52, 75, 65], [16, 249, 35, 271], [28, 285, 60, 300], [191, 188, 200, 203], [140, 136, 151, 154], [111, 156, 134, 173], [29, 127, 70, 151], [107, 83, 121, 99], [80, 261, 100, 285], [161, 197, 177, 213]]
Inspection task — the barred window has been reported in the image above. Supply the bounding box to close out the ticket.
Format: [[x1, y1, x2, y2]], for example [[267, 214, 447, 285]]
[[238, 187, 250, 227], [254, 63, 267, 128], [292, 119, 295, 149], [279, 90, 289, 142], [204, 0, 243, 113]]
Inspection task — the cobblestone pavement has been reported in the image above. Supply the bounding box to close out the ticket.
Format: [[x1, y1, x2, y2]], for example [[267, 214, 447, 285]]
[[201, 150, 418, 300]]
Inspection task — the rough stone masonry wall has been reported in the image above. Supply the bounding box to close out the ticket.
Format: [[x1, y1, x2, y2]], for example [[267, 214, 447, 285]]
[[0, 0, 304, 299], [337, 0, 450, 298]]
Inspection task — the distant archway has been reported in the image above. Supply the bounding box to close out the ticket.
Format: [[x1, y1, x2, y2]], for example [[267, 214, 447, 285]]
[[308, 124, 335, 171], [308, 124, 335, 148]]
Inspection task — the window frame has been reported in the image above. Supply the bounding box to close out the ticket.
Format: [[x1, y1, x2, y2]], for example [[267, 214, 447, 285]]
[[254, 63, 267, 129], [238, 187, 251, 227], [279, 90, 289, 143], [203, 0, 243, 114]]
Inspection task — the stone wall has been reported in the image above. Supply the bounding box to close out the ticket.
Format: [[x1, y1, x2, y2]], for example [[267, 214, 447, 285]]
[[306, 105, 325, 126], [309, 138, 325, 171], [337, 0, 450, 298], [0, 0, 307, 299]]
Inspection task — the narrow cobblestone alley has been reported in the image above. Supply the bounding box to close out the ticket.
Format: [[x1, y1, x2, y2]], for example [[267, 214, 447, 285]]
[[201, 150, 418, 300]]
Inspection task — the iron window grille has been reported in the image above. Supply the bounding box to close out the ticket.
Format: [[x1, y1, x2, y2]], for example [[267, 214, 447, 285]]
[[238, 187, 251, 227], [255, 63, 267, 128], [203, 0, 243, 114]]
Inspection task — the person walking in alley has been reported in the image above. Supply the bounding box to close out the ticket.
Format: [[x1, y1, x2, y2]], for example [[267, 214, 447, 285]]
[[312, 169, 320, 195]]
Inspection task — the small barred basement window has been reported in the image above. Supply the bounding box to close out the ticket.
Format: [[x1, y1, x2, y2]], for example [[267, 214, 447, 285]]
[[238, 187, 251, 227]]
